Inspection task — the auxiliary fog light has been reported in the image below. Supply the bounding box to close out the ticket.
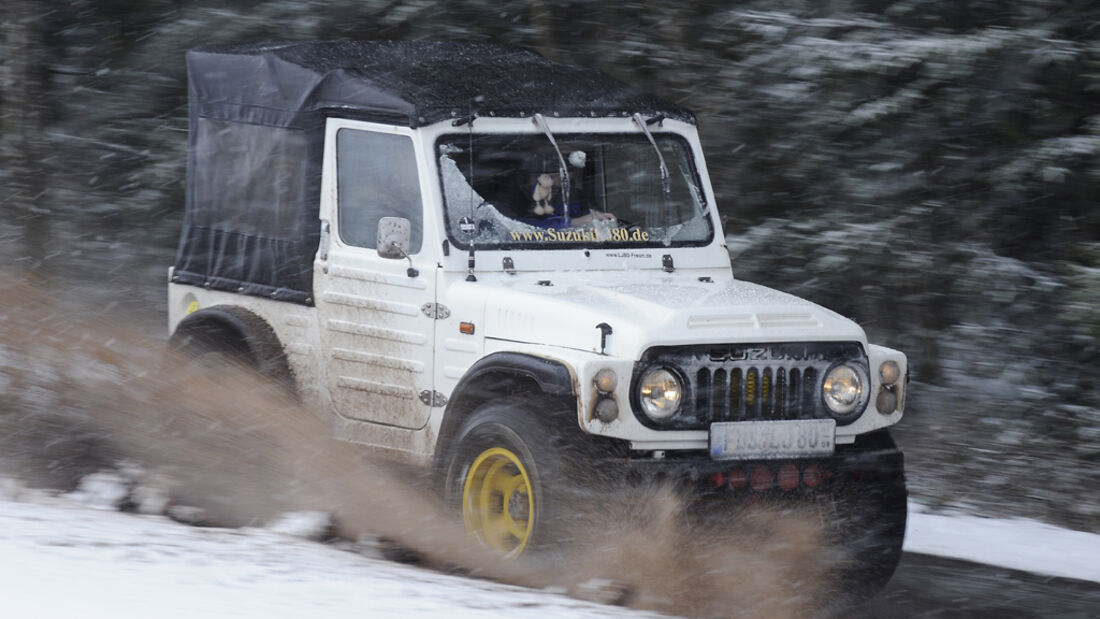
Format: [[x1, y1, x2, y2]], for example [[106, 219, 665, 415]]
[[638, 367, 683, 420], [727, 468, 747, 491], [594, 368, 618, 394], [749, 465, 773, 492], [879, 360, 901, 385], [876, 388, 898, 415], [594, 397, 619, 423], [777, 463, 800, 491], [822, 364, 863, 415], [802, 464, 822, 488]]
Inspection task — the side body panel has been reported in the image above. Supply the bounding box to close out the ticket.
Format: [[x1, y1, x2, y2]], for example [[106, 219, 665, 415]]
[[310, 119, 447, 462], [166, 281, 325, 406]]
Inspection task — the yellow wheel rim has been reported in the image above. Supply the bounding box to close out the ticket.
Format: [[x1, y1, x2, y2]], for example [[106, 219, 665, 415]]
[[462, 446, 534, 559]]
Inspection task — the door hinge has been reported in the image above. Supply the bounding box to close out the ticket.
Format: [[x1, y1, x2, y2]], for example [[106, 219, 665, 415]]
[[318, 221, 331, 262], [421, 303, 451, 319], [419, 390, 448, 407]]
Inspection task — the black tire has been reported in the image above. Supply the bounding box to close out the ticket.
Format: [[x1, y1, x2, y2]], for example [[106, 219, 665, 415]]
[[831, 433, 908, 606], [851, 479, 907, 601], [184, 347, 254, 375], [168, 307, 296, 396], [442, 398, 577, 560], [170, 335, 299, 413]]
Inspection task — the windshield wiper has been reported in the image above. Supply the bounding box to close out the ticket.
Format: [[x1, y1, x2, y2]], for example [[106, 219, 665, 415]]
[[532, 113, 571, 228], [632, 113, 673, 245]]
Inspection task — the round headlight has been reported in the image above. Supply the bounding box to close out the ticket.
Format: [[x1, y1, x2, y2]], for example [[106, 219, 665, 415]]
[[638, 367, 683, 420], [822, 364, 863, 415], [879, 360, 901, 385]]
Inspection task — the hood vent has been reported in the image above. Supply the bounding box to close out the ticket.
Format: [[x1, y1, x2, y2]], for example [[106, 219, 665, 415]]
[[687, 314, 755, 329], [757, 312, 820, 329], [688, 312, 820, 330]]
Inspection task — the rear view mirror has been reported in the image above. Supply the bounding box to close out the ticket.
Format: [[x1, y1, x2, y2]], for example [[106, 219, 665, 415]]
[[377, 217, 411, 259]]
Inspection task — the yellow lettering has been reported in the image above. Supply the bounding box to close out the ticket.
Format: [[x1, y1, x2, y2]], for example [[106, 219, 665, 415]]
[[507, 226, 657, 244]]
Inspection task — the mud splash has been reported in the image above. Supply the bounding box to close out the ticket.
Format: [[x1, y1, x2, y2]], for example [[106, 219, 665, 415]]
[[0, 271, 842, 618]]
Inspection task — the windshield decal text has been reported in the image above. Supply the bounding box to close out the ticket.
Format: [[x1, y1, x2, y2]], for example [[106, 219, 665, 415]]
[[508, 228, 651, 243], [604, 251, 654, 259]]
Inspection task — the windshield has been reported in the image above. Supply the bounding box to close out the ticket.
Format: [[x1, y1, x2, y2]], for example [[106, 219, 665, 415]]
[[437, 133, 713, 249]]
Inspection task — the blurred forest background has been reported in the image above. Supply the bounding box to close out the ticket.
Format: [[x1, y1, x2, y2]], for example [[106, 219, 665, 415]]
[[1, 1, 1097, 528]]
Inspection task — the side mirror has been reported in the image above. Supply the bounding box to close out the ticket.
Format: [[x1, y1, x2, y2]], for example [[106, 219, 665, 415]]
[[377, 217, 411, 259]]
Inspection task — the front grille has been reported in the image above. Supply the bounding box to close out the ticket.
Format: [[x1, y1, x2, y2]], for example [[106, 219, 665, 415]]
[[632, 342, 867, 430], [697, 364, 819, 421]]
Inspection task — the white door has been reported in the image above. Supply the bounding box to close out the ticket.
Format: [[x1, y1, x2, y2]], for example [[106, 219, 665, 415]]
[[315, 123, 435, 430]]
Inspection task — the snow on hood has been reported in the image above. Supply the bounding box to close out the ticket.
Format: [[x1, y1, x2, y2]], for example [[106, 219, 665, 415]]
[[477, 271, 866, 357]]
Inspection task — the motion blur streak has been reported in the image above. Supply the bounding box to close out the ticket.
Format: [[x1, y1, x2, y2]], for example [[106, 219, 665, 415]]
[[0, 271, 843, 618]]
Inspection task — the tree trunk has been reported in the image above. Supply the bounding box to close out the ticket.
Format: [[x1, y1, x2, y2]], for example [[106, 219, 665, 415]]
[[1, 0, 50, 268]]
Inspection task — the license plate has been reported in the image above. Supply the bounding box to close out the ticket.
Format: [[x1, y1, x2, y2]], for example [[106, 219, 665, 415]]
[[709, 419, 836, 460]]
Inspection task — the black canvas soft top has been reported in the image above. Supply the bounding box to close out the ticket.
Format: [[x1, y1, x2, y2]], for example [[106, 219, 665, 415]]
[[187, 40, 695, 128], [174, 41, 696, 306]]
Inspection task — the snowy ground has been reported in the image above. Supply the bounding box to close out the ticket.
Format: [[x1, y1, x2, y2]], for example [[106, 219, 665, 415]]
[[0, 493, 658, 619], [903, 501, 1100, 583], [2, 490, 1098, 618]]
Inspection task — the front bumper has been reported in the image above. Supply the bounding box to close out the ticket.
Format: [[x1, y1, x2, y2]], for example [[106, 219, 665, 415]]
[[592, 430, 905, 501]]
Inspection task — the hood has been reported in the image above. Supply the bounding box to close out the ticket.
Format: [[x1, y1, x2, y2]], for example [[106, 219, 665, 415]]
[[477, 271, 866, 358]]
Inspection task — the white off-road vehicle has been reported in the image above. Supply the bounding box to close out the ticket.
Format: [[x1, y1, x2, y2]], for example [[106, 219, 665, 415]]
[[169, 41, 909, 594]]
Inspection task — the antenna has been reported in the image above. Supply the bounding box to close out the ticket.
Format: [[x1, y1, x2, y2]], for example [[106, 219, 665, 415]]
[[465, 100, 478, 282]]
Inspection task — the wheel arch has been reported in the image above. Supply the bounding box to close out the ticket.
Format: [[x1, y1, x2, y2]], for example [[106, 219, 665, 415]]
[[169, 305, 296, 392], [433, 352, 578, 473]]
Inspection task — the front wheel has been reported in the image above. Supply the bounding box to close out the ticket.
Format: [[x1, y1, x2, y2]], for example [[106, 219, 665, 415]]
[[462, 445, 537, 557], [830, 431, 908, 605], [442, 400, 574, 560]]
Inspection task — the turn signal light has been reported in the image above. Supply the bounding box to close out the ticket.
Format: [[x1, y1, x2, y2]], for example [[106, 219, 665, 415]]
[[876, 388, 898, 414], [593, 368, 618, 393], [594, 397, 619, 423], [879, 360, 901, 385]]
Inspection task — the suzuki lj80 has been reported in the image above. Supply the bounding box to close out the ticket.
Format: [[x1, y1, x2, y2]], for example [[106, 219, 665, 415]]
[[168, 41, 909, 596]]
